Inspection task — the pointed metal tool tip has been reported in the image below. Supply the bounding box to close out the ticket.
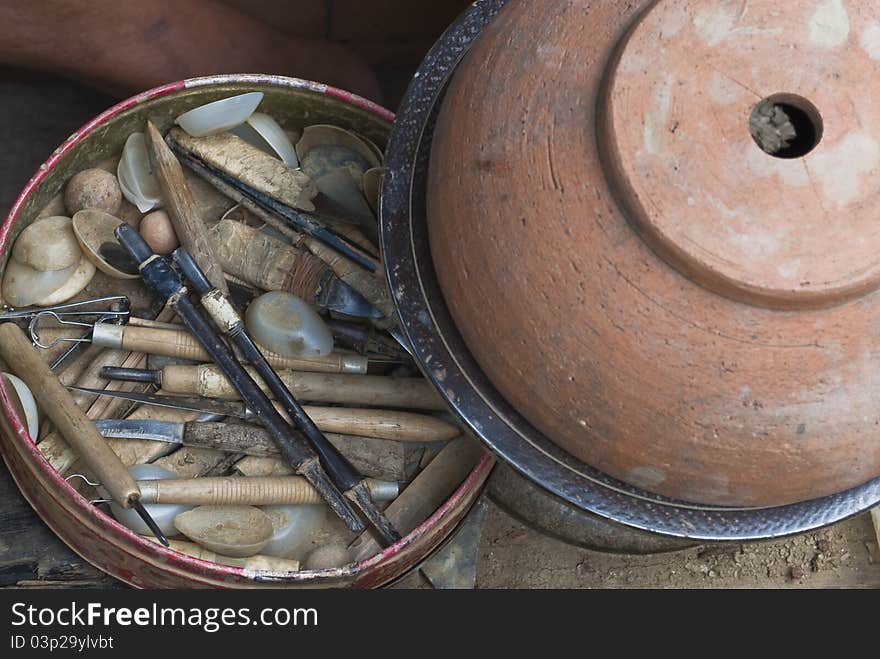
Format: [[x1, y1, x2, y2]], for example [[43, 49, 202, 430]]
[[130, 498, 170, 547]]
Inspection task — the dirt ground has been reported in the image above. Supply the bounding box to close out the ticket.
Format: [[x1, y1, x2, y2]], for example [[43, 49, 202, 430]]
[[473, 501, 880, 589]]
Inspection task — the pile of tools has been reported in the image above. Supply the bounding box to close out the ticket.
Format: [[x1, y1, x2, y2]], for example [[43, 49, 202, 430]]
[[0, 93, 481, 572]]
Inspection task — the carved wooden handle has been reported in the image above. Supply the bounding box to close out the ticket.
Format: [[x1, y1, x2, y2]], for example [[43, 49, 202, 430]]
[[161, 364, 446, 411], [139, 476, 323, 505], [146, 120, 228, 294]]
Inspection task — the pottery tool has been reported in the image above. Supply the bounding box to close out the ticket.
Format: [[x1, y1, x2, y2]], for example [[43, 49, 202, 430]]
[[2, 295, 131, 370], [0, 323, 169, 546], [172, 247, 401, 545], [144, 120, 228, 294], [31, 318, 367, 374], [114, 224, 364, 533], [85, 387, 457, 441], [167, 130, 378, 273], [208, 220, 381, 320], [133, 475, 398, 506], [86, 396, 457, 441], [99, 364, 445, 410]]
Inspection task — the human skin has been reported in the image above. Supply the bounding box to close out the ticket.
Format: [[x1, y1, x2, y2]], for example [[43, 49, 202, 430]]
[[0, 0, 382, 101]]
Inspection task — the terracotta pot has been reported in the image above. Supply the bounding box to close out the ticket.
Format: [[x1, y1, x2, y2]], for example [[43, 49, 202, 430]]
[[0, 74, 492, 588], [427, 0, 880, 507]]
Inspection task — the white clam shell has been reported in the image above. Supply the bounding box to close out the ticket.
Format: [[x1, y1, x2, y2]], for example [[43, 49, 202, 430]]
[[32, 257, 96, 306], [1, 259, 79, 307], [174, 505, 273, 558], [118, 133, 162, 213], [245, 291, 334, 359], [110, 465, 192, 537], [1, 373, 39, 439], [175, 92, 264, 138], [260, 504, 326, 559], [12, 216, 80, 271], [231, 112, 299, 167]]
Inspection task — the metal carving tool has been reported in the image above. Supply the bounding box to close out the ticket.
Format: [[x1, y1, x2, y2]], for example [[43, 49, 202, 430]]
[[29, 314, 367, 375], [75, 388, 458, 443], [114, 223, 365, 534], [96, 364, 446, 410], [172, 247, 402, 546], [1, 295, 131, 371]]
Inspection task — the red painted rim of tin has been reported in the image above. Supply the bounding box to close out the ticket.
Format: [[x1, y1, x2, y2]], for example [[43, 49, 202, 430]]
[[0, 74, 491, 586]]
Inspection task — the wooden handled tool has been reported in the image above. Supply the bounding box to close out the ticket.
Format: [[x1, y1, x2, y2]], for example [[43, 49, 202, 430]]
[[38, 324, 367, 374], [145, 120, 228, 294], [137, 476, 396, 506], [104, 364, 445, 410], [115, 224, 364, 534], [173, 247, 401, 546], [0, 323, 167, 545], [301, 407, 458, 442]]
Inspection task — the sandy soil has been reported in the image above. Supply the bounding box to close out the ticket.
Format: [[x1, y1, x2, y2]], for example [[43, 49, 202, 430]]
[[474, 501, 880, 589]]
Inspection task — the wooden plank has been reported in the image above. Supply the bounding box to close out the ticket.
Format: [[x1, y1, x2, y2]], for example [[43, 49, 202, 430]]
[[0, 462, 120, 588]]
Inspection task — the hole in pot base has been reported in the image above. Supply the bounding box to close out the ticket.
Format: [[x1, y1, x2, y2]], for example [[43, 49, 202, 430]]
[[749, 94, 823, 159]]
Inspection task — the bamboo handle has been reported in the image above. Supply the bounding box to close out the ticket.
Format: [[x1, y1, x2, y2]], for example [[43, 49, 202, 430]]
[[146, 120, 228, 294], [139, 476, 324, 505], [300, 407, 459, 442], [120, 325, 201, 361], [0, 324, 139, 506], [162, 364, 446, 411], [115, 325, 366, 374], [183, 405, 455, 444]]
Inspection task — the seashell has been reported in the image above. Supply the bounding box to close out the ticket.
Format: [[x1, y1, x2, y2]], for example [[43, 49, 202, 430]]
[[1, 373, 39, 439], [295, 126, 381, 225], [12, 216, 80, 271], [175, 92, 264, 138], [32, 257, 96, 306], [117, 133, 162, 213], [64, 168, 122, 216], [72, 209, 140, 279], [295, 125, 382, 173], [139, 210, 179, 255], [362, 167, 383, 215], [313, 168, 376, 227], [245, 291, 334, 359], [231, 112, 299, 167], [1, 260, 79, 307], [174, 505, 273, 558], [110, 465, 192, 537], [260, 504, 326, 559], [304, 543, 354, 571]]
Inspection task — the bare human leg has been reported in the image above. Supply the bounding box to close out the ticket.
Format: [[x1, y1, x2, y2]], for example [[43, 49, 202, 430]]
[[0, 0, 382, 102]]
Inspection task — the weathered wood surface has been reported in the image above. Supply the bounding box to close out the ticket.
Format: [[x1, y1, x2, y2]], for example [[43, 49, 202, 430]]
[[0, 462, 121, 588]]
